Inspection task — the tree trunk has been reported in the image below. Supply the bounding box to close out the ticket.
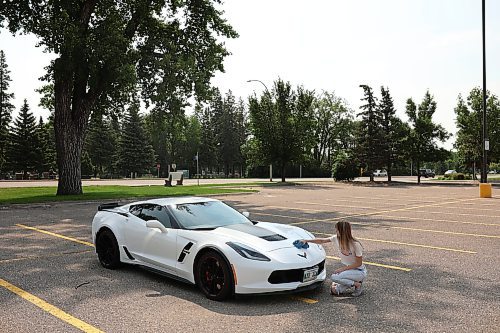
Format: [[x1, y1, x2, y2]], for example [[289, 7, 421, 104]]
[[281, 162, 286, 182], [416, 160, 421, 184], [387, 154, 392, 182], [54, 58, 88, 195]]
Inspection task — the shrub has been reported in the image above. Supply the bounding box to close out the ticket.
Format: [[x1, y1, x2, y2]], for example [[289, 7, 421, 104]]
[[331, 152, 358, 181]]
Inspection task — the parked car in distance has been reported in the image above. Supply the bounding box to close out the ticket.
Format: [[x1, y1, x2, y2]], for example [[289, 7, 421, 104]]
[[373, 169, 388, 177], [419, 169, 435, 178], [444, 170, 457, 175], [488, 170, 497, 174]]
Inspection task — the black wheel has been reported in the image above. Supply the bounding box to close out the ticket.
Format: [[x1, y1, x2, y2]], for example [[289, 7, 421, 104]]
[[195, 251, 234, 301], [96, 229, 122, 269]]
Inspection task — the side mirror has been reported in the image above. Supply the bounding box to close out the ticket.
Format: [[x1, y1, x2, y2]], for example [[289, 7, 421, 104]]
[[146, 220, 168, 233], [242, 211, 250, 218]]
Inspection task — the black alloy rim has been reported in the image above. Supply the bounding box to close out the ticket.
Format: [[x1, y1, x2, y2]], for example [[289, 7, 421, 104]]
[[199, 256, 226, 296]]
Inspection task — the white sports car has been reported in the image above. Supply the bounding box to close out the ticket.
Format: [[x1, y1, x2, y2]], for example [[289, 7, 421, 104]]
[[91, 197, 326, 301]]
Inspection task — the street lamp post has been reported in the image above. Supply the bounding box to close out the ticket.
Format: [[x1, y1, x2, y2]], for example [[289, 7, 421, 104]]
[[247, 79, 273, 182], [481, 0, 488, 184]]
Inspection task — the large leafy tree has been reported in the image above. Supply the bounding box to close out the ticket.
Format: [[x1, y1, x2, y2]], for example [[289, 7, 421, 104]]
[[249, 79, 315, 182], [356, 85, 384, 181], [116, 100, 155, 177], [1, 0, 237, 194], [6, 99, 42, 178], [0, 50, 15, 175], [405, 91, 449, 184], [313, 91, 354, 169], [455, 87, 500, 173]]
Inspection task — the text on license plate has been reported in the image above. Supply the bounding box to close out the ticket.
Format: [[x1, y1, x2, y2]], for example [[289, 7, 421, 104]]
[[302, 267, 319, 282]]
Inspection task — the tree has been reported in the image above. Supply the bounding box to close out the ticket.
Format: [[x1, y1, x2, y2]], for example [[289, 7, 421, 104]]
[[0, 50, 15, 175], [1, 1, 237, 194], [405, 91, 449, 184], [313, 91, 354, 169], [249, 79, 315, 182], [116, 100, 155, 178], [85, 112, 118, 178], [455, 87, 500, 174], [36, 116, 57, 174], [379, 86, 406, 182], [355, 85, 384, 181], [6, 99, 42, 178]]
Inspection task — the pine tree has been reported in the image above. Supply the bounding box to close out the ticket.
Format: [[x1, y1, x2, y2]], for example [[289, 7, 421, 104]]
[[116, 101, 155, 177], [7, 99, 42, 178], [356, 85, 384, 181], [86, 112, 118, 177], [0, 50, 15, 175], [379, 86, 402, 182]]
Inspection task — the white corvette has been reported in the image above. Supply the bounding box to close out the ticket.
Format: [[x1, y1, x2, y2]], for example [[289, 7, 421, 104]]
[[91, 197, 326, 300]]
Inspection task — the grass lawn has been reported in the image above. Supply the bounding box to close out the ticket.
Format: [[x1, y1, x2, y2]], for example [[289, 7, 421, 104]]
[[0, 184, 259, 205]]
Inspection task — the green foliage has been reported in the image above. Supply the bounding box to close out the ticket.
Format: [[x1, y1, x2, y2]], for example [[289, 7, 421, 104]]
[[85, 112, 118, 177], [116, 100, 155, 177], [355, 85, 384, 177], [248, 79, 315, 182], [405, 91, 449, 183], [313, 91, 354, 169], [454, 88, 500, 170], [0, 50, 15, 174], [331, 151, 358, 181], [6, 99, 42, 177]]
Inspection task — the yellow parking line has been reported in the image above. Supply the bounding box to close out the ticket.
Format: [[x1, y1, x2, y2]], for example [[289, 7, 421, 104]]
[[289, 296, 318, 304], [264, 205, 351, 214], [409, 210, 500, 219], [327, 256, 411, 272], [290, 197, 480, 225], [380, 215, 500, 227], [16, 224, 94, 247], [295, 201, 378, 210], [312, 231, 476, 254], [391, 226, 500, 239], [0, 250, 94, 264], [0, 278, 104, 333]]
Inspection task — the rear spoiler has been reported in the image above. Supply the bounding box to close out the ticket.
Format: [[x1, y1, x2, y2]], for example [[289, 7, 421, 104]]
[[98, 203, 120, 211], [98, 203, 129, 217]]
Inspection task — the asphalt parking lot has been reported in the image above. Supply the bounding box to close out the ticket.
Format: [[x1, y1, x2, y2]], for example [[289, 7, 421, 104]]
[[1, 182, 499, 332]]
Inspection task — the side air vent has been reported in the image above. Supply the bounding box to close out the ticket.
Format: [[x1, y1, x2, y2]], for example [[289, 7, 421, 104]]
[[260, 234, 287, 241]]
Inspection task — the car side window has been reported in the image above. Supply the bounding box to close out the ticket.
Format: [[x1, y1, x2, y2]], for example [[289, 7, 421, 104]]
[[129, 205, 142, 217], [138, 204, 172, 228]]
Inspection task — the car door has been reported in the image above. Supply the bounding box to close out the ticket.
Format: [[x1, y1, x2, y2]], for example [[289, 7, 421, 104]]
[[134, 204, 179, 274]]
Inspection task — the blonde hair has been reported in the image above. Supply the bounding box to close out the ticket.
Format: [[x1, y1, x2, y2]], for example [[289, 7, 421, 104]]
[[335, 221, 362, 253]]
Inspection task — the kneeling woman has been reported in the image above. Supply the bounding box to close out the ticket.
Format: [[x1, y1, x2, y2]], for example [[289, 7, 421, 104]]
[[303, 221, 367, 296]]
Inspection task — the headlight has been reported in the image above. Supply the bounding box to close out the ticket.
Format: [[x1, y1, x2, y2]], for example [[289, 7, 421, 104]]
[[226, 242, 271, 261]]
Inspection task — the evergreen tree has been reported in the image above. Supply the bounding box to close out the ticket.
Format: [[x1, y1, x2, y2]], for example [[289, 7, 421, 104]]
[[116, 101, 155, 177], [379, 86, 405, 182], [356, 85, 384, 181], [405, 91, 449, 184], [7, 100, 42, 178], [86, 112, 118, 177], [0, 50, 15, 175]]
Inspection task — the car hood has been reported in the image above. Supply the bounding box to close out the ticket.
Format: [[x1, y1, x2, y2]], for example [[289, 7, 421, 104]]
[[207, 222, 309, 252]]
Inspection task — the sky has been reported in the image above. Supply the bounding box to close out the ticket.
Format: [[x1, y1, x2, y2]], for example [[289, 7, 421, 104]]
[[1, 0, 499, 150]]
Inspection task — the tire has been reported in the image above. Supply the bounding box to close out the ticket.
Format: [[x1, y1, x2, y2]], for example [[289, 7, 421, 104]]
[[96, 229, 122, 269], [195, 251, 234, 301]]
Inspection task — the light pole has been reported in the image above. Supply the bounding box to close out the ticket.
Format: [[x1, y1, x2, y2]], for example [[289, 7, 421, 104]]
[[247, 79, 273, 182], [481, 0, 488, 184]]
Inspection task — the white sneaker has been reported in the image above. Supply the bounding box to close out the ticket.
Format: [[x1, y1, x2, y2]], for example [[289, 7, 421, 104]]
[[351, 283, 363, 297]]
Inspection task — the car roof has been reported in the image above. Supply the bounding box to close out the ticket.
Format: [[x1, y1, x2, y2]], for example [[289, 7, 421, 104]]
[[129, 196, 219, 207]]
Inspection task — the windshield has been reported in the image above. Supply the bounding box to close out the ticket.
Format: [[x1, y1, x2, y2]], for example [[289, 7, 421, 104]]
[[169, 201, 252, 230]]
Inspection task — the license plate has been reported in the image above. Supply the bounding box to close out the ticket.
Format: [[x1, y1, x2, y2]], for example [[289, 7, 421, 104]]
[[302, 266, 319, 282]]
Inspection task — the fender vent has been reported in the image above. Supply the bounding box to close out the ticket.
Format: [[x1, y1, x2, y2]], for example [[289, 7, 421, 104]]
[[177, 242, 194, 262]]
